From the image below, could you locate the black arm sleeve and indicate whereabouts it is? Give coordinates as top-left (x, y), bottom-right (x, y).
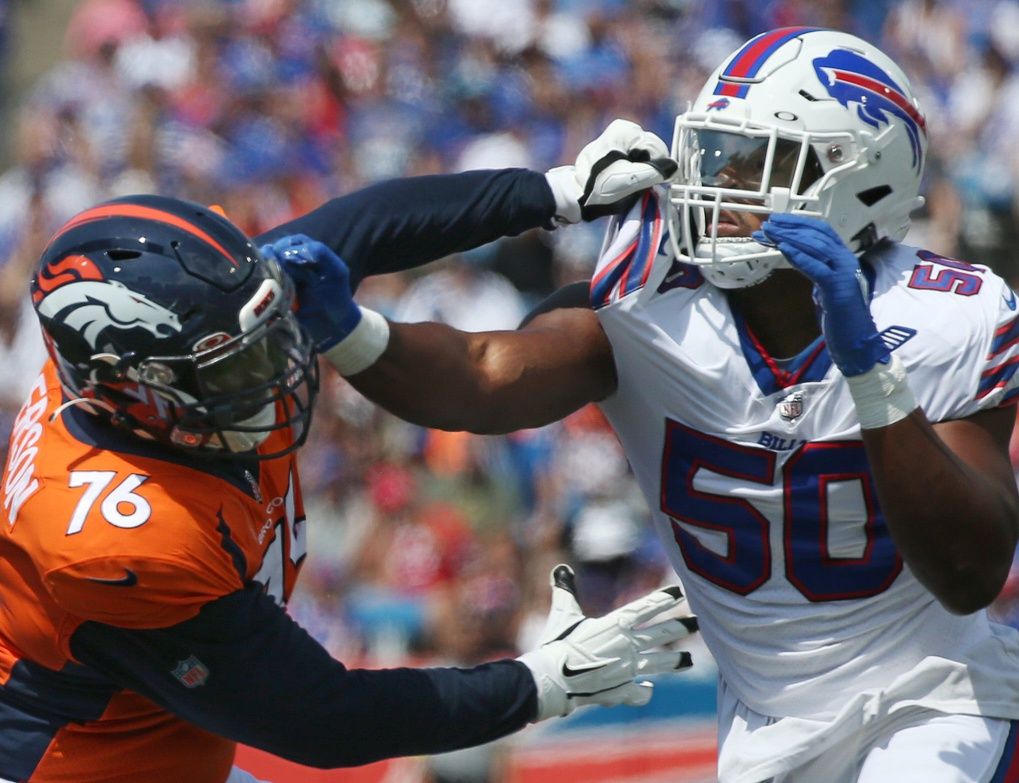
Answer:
top-left (519, 281), bottom-right (593, 327)
top-left (69, 586), bottom-right (537, 768)
top-left (255, 169), bottom-right (556, 291)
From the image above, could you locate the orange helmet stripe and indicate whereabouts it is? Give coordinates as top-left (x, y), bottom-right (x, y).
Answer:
top-left (49, 205), bottom-right (241, 267)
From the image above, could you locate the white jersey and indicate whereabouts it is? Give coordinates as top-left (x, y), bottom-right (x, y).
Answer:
top-left (592, 189), bottom-right (1019, 721)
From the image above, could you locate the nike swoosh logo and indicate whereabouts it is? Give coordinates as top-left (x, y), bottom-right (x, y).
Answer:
top-left (1005, 289), bottom-right (1017, 311)
top-left (86, 569), bottom-right (138, 587)
top-left (663, 268), bottom-right (685, 284)
top-left (561, 660), bottom-right (610, 678)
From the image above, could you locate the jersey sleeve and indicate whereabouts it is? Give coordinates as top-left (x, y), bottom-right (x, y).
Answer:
top-left (38, 482), bottom-right (249, 630)
top-left (255, 169), bottom-right (556, 291)
top-left (972, 279), bottom-right (1019, 409)
top-left (589, 188), bottom-right (668, 310)
top-left (69, 586), bottom-right (536, 767)
top-left (45, 551), bottom-right (243, 629)
top-left (881, 254), bottom-right (1019, 422)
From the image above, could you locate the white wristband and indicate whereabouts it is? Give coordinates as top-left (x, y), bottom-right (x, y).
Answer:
top-left (322, 307), bottom-right (390, 376)
top-left (845, 354), bottom-right (918, 430)
top-left (544, 166), bottom-right (582, 225)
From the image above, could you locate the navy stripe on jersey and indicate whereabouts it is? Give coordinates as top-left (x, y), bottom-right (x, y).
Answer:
top-left (990, 719), bottom-right (1019, 782)
top-left (623, 194), bottom-right (662, 295)
top-left (990, 315), bottom-right (1019, 358)
top-left (0, 699), bottom-right (61, 781)
top-left (983, 314), bottom-right (1019, 404)
top-left (216, 509), bottom-right (249, 581)
top-left (590, 192), bottom-right (662, 308)
top-left (590, 235), bottom-right (639, 308)
top-left (977, 357), bottom-right (1019, 401)
top-left (0, 660), bottom-right (116, 780)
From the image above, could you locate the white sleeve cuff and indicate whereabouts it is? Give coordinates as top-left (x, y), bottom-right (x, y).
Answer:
top-left (544, 166), bottom-right (582, 225)
top-left (322, 307), bottom-right (390, 376)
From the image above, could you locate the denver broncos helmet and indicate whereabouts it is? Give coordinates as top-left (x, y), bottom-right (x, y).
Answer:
top-left (32, 194), bottom-right (318, 459)
top-left (669, 28), bottom-right (927, 288)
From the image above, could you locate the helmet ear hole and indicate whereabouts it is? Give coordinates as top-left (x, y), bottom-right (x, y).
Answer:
top-left (856, 185), bottom-right (892, 207)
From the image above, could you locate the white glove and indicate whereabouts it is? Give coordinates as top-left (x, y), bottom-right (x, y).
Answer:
top-left (517, 564), bottom-right (697, 721)
top-left (545, 119), bottom-right (678, 225)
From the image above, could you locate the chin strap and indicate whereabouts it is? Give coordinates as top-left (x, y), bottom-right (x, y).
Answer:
top-left (49, 395), bottom-right (116, 423)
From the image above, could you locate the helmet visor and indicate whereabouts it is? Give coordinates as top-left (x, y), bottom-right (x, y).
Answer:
top-left (140, 311), bottom-right (318, 458)
top-left (678, 129), bottom-right (823, 194)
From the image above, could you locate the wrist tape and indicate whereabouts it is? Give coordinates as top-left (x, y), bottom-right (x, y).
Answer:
top-left (544, 166), bottom-right (582, 225)
top-left (323, 307), bottom-right (390, 376)
top-left (845, 354), bottom-right (918, 430)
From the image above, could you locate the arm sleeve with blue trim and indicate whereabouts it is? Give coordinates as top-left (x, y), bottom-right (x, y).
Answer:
top-left (68, 585), bottom-right (537, 768)
top-left (255, 169), bottom-right (556, 291)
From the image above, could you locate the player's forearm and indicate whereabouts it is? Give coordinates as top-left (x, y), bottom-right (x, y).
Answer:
top-left (343, 320), bottom-right (612, 434)
top-left (862, 410), bottom-right (1019, 614)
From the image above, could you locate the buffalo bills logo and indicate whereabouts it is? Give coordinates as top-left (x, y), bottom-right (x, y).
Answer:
top-left (35, 279), bottom-right (182, 350)
top-left (813, 50), bottom-right (926, 170)
top-left (706, 97), bottom-right (730, 111)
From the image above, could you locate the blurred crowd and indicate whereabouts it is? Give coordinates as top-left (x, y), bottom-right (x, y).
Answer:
top-left (5, 1), bottom-right (1019, 743)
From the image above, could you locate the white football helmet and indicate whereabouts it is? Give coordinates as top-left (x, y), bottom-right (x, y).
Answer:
top-left (669, 27), bottom-right (928, 288)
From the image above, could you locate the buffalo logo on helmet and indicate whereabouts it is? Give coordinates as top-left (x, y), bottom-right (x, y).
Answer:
top-left (812, 49), bottom-right (927, 170)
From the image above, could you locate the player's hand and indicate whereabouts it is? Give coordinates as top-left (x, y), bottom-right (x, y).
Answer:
top-left (517, 564), bottom-right (697, 722)
top-left (755, 214), bottom-right (889, 376)
top-left (261, 234), bottom-right (360, 352)
top-left (545, 119), bottom-right (678, 224)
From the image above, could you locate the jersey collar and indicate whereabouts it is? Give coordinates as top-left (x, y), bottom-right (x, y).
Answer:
top-left (729, 259), bottom-right (878, 396)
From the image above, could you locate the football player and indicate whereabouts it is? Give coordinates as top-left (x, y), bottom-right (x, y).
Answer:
top-left (279, 29), bottom-right (1019, 782)
top-left (0, 128), bottom-right (698, 782)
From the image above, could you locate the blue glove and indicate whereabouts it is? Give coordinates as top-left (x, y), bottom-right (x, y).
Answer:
top-left (260, 234), bottom-right (361, 352)
top-left (753, 214), bottom-right (889, 377)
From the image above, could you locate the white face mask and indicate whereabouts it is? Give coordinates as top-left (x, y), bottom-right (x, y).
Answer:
top-left (691, 237), bottom-right (785, 289)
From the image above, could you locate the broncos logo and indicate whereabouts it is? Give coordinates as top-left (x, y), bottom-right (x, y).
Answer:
top-left (812, 49), bottom-right (927, 171)
top-left (35, 280), bottom-right (182, 350)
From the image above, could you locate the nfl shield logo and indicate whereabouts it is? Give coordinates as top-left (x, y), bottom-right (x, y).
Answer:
top-left (778, 391), bottom-right (804, 422)
top-left (173, 655), bottom-right (210, 688)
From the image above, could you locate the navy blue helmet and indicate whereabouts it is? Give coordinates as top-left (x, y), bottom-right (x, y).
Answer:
top-left (32, 194), bottom-right (318, 459)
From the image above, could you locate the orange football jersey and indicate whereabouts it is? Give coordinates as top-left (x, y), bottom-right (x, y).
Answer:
top-left (0, 360), bottom-right (306, 782)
